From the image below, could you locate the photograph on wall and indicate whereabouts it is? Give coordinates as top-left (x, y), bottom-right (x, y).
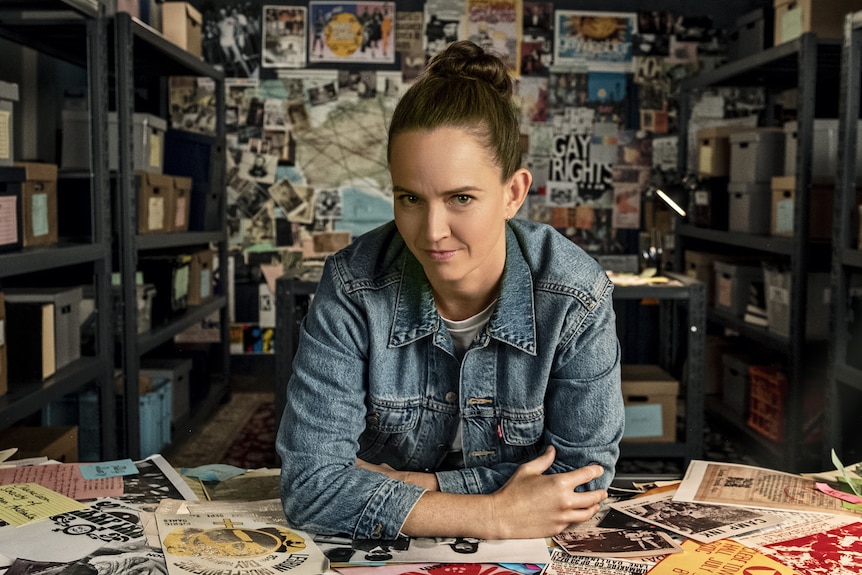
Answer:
top-left (553, 10), bottom-right (636, 72)
top-left (423, 0), bottom-right (463, 62)
top-left (465, 0), bottom-right (521, 75)
top-left (169, 77), bottom-right (217, 135)
top-left (262, 5), bottom-right (307, 68)
top-left (203, 4), bottom-right (262, 78)
top-left (521, 2), bottom-right (553, 75)
top-left (308, 1), bottom-right (395, 64)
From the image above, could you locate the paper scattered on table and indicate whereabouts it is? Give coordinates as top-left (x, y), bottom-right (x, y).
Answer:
top-left (0, 462), bottom-right (123, 500)
top-left (542, 549), bottom-right (652, 575)
top-left (0, 482), bottom-right (86, 526)
top-left (609, 491), bottom-right (786, 543)
top-left (648, 539), bottom-right (802, 574)
top-left (674, 460), bottom-right (860, 516)
top-left (553, 527), bottom-right (681, 558)
top-left (0, 448), bottom-right (17, 464)
top-left (79, 459), bottom-right (139, 480)
top-left (155, 510), bottom-right (328, 575)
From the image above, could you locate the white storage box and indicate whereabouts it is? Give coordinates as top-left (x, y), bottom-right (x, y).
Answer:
top-left (0, 80), bottom-right (19, 167)
top-left (773, 0), bottom-right (862, 44)
top-left (714, 260), bottom-right (763, 318)
top-left (109, 113), bottom-right (166, 173)
top-left (763, 265), bottom-right (830, 339)
top-left (729, 182), bottom-right (772, 234)
top-left (784, 119), bottom-right (862, 183)
top-left (730, 128), bottom-right (785, 183)
top-left (141, 357), bottom-right (192, 424)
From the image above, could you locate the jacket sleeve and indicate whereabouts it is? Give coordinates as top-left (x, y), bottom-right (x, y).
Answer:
top-left (276, 259), bottom-right (426, 540)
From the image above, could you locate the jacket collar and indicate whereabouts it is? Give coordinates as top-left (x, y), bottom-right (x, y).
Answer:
top-left (389, 225), bottom-right (537, 355)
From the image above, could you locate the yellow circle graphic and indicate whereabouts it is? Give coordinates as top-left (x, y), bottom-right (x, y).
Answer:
top-left (324, 12), bottom-right (364, 57)
top-left (164, 526), bottom-right (307, 558)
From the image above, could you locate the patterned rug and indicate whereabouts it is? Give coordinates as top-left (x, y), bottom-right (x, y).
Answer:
top-left (165, 392), bottom-right (278, 469)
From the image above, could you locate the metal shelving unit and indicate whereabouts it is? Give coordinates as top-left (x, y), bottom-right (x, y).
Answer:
top-left (111, 12), bottom-right (229, 458)
top-left (276, 273), bottom-right (706, 467)
top-left (0, 0), bottom-right (115, 458)
top-left (828, 10), bottom-right (862, 466)
top-left (675, 33), bottom-right (841, 472)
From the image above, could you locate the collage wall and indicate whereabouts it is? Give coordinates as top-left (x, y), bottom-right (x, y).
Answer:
top-left (171, 0), bottom-right (736, 353)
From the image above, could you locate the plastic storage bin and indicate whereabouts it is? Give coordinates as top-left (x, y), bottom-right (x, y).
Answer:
top-left (728, 182), bottom-right (772, 234)
top-left (730, 128), bottom-right (785, 183)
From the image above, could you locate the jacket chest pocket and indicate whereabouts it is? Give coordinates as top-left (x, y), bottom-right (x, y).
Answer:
top-left (357, 403), bottom-right (420, 460)
top-left (498, 413), bottom-right (544, 463)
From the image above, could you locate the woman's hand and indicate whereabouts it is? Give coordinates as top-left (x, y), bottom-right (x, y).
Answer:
top-left (357, 458), bottom-right (440, 491)
top-left (488, 445), bottom-right (607, 539)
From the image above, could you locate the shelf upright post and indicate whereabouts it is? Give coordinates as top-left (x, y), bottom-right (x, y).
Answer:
top-left (215, 73), bottom-right (230, 389)
top-left (828, 11), bottom-right (862, 465)
top-left (785, 34), bottom-right (818, 470)
top-left (113, 12), bottom-right (142, 459)
top-left (88, 9), bottom-right (117, 459)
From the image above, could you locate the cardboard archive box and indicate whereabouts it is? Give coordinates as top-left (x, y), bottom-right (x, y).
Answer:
top-left (163, 129), bottom-right (222, 232)
top-left (5, 301), bottom-right (55, 382)
top-left (762, 264), bottom-right (830, 339)
top-left (0, 292), bottom-right (6, 397)
top-left (0, 80), bottom-right (18, 167)
top-left (731, 8), bottom-right (773, 60)
top-left (697, 126), bottom-right (739, 178)
top-left (187, 249), bottom-right (214, 306)
top-left (729, 128), bottom-right (785, 184)
top-left (5, 286), bottom-right (83, 372)
top-left (714, 260), bottom-right (763, 318)
top-left (0, 426), bottom-right (78, 462)
top-left (15, 162), bottom-right (58, 247)
top-left (0, 166), bottom-right (23, 253)
top-left (138, 253), bottom-right (192, 323)
top-left (684, 250), bottom-right (722, 306)
top-left (728, 182), bottom-right (772, 234)
top-left (620, 364), bottom-right (679, 443)
top-left (162, 2), bottom-right (203, 58)
top-left (784, 119), bottom-right (862, 183)
top-left (773, 0), bottom-right (862, 44)
top-left (770, 176), bottom-right (839, 240)
top-left (137, 171), bottom-right (175, 233)
top-left (108, 112), bottom-right (167, 173)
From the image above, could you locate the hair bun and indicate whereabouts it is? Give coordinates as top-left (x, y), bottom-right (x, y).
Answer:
top-left (425, 40), bottom-right (511, 97)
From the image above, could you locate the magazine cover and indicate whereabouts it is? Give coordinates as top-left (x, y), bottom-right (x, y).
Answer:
top-left (262, 5), bottom-right (307, 68)
top-left (553, 10), bottom-right (636, 72)
top-left (465, 0), bottom-right (521, 75)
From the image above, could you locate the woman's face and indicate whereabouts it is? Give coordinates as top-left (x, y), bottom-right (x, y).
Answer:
top-left (390, 127), bottom-right (528, 298)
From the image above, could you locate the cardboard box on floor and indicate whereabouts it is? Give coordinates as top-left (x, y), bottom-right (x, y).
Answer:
top-left (621, 364), bottom-right (679, 443)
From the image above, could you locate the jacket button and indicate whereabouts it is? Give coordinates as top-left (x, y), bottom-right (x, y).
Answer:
top-left (445, 392), bottom-right (457, 403)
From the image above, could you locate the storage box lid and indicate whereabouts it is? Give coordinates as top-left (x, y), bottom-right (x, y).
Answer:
top-left (173, 175), bottom-right (192, 192)
top-left (620, 364), bottom-right (679, 396)
top-left (109, 112), bottom-right (168, 132)
top-left (137, 170), bottom-right (174, 188)
top-left (729, 128), bottom-right (784, 143)
top-left (0, 80), bottom-right (19, 102)
top-left (14, 162), bottom-right (58, 182)
top-left (727, 181), bottom-right (771, 194)
top-left (697, 126), bottom-right (742, 140)
top-left (5, 285), bottom-right (84, 306)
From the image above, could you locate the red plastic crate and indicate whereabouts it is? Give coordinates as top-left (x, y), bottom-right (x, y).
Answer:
top-left (747, 365), bottom-right (788, 442)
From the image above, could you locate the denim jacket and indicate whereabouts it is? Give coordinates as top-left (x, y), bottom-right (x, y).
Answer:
top-left (277, 219), bottom-right (624, 540)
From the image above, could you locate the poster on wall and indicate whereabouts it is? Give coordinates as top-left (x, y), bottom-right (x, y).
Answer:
top-left (553, 10), bottom-right (636, 72)
top-left (309, 1), bottom-right (395, 64)
top-left (465, 0), bottom-right (521, 75)
top-left (262, 5), bottom-right (307, 68)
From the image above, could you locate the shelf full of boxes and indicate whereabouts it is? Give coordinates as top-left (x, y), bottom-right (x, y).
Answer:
top-left (0, 0), bottom-right (116, 462)
top-left (673, 0), bottom-right (856, 472)
top-left (828, 9), bottom-right (862, 467)
top-left (108, 5), bottom-right (230, 460)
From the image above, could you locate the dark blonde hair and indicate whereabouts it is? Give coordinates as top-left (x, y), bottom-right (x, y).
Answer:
top-left (387, 41), bottom-right (521, 181)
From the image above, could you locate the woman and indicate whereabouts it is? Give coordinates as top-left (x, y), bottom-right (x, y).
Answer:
top-left (277, 40), bottom-right (624, 541)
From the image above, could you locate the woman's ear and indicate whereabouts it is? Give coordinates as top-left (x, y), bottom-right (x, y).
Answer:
top-left (505, 168), bottom-right (532, 218)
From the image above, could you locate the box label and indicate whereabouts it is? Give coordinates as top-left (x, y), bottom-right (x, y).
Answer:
top-left (781, 6), bottom-right (803, 41)
top-left (200, 269), bottom-right (211, 298)
top-left (175, 196), bottom-right (187, 228)
top-left (31, 193), bottom-right (49, 237)
top-left (717, 275), bottom-right (732, 308)
top-left (775, 198), bottom-right (794, 233)
top-left (174, 266), bottom-right (189, 300)
top-left (0, 196), bottom-right (18, 246)
top-left (623, 404), bottom-right (664, 438)
top-left (148, 197), bottom-right (165, 231)
top-left (0, 110), bottom-right (9, 160)
top-left (149, 132), bottom-right (161, 169)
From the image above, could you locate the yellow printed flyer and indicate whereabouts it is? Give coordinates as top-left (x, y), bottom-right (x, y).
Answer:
top-left (156, 512), bottom-right (328, 575)
top-left (649, 538), bottom-right (801, 574)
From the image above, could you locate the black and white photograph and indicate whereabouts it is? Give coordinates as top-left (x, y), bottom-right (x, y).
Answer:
top-left (203, 3), bottom-right (262, 78)
top-left (262, 5), bottom-right (307, 68)
top-left (239, 151), bottom-right (279, 184)
top-left (553, 527), bottom-right (682, 558)
top-left (609, 491), bottom-right (787, 543)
